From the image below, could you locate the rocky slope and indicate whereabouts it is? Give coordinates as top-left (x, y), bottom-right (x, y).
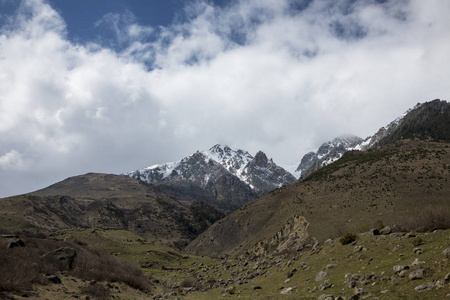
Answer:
top-left (124, 144), bottom-right (296, 213)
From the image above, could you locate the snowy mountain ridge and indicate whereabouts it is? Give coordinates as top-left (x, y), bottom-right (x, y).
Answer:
top-left (295, 102), bottom-right (425, 180)
top-left (123, 144), bottom-right (296, 213)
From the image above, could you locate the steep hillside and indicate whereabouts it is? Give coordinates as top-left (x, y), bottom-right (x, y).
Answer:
top-left (1, 173), bottom-right (224, 249)
top-left (124, 145), bottom-right (296, 213)
top-left (186, 140), bottom-right (450, 257)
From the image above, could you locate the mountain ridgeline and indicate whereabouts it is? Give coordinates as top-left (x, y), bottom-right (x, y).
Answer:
top-left (123, 145), bottom-right (297, 213)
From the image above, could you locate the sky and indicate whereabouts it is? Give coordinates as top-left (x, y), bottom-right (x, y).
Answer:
top-left (0, 0), bottom-right (449, 197)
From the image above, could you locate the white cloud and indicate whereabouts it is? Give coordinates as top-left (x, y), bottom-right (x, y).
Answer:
top-left (0, 0), bottom-right (450, 197)
top-left (0, 150), bottom-right (23, 170)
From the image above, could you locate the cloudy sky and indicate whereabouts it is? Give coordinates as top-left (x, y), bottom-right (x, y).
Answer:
top-left (0, 0), bottom-right (449, 197)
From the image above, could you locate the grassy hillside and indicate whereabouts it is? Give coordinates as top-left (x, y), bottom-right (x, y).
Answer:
top-left (0, 173), bottom-right (224, 249)
top-left (186, 140), bottom-right (450, 257)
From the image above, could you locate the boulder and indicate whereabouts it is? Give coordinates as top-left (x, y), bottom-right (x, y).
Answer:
top-left (42, 247), bottom-right (77, 270)
top-left (414, 282), bottom-right (434, 292)
top-left (7, 238), bottom-right (25, 249)
top-left (379, 226), bottom-right (392, 235)
top-left (409, 268), bottom-right (426, 280)
top-left (318, 295), bottom-right (334, 300)
top-left (443, 247), bottom-right (450, 259)
top-left (46, 275), bottom-right (62, 284)
top-left (315, 271), bottom-right (328, 281)
top-left (393, 265), bottom-right (409, 275)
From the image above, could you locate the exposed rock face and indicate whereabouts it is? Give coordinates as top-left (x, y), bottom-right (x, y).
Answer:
top-left (124, 145), bottom-right (296, 213)
top-left (7, 238), bottom-right (25, 249)
top-left (42, 247), bottom-right (77, 270)
top-left (251, 215), bottom-right (312, 256)
top-left (296, 135), bottom-right (363, 180)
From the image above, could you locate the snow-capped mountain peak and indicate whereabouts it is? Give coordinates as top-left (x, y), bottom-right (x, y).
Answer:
top-left (202, 144), bottom-right (253, 177)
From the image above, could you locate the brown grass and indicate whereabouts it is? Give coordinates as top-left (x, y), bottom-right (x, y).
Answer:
top-left (0, 235), bottom-right (151, 293)
top-left (396, 208), bottom-right (450, 232)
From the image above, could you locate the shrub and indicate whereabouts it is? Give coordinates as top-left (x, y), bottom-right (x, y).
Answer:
top-left (339, 233), bottom-right (357, 245)
top-left (412, 237), bottom-right (423, 246)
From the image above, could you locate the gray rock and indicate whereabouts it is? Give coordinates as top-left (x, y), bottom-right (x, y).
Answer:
top-left (409, 268), bottom-right (426, 280)
top-left (318, 281), bottom-right (333, 290)
top-left (414, 282), bottom-right (434, 292)
top-left (7, 238), bottom-right (25, 249)
top-left (398, 270), bottom-right (408, 278)
top-left (354, 246), bottom-right (363, 253)
top-left (405, 232), bottom-right (416, 238)
top-left (287, 268), bottom-right (297, 278)
top-left (325, 264), bottom-right (336, 270)
top-left (46, 275), bottom-right (62, 284)
top-left (316, 271), bottom-right (328, 282)
top-left (413, 247), bottom-right (423, 255)
top-left (435, 279), bottom-right (445, 289)
top-left (443, 247), bottom-right (450, 259)
top-left (318, 295), bottom-right (334, 300)
top-left (444, 272), bottom-right (450, 281)
top-left (393, 265), bottom-right (409, 274)
top-left (379, 226), bottom-right (392, 235)
top-left (369, 229), bottom-right (379, 236)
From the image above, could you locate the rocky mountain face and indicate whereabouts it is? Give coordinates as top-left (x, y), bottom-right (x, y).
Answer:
top-left (295, 135), bottom-right (363, 180)
top-left (123, 145), bottom-right (297, 213)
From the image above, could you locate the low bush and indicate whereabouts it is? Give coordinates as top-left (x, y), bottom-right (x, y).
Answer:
top-left (0, 235), bottom-right (151, 293)
top-left (396, 208), bottom-right (450, 232)
top-left (339, 233), bottom-right (357, 245)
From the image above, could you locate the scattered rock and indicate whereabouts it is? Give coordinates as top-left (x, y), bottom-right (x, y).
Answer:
top-left (280, 287), bottom-right (295, 294)
top-left (46, 275), bottom-right (62, 284)
top-left (354, 246), bottom-right (363, 253)
top-left (393, 265), bottom-right (409, 274)
top-left (444, 272), bottom-right (450, 281)
top-left (409, 268), bottom-right (426, 280)
top-left (316, 271), bottom-right (328, 281)
top-left (225, 286), bottom-right (236, 294)
top-left (392, 245), bottom-right (402, 252)
top-left (325, 264), bottom-right (336, 270)
top-left (443, 248), bottom-right (450, 259)
top-left (287, 268), bottom-right (297, 278)
top-left (318, 294), bottom-right (334, 300)
top-left (318, 281), bottom-right (333, 290)
top-left (413, 247), bottom-right (423, 255)
top-left (369, 229), bottom-right (380, 236)
top-left (411, 258), bottom-right (424, 267)
top-left (414, 282), bottom-right (434, 292)
top-left (7, 238), bottom-right (25, 249)
top-left (405, 232), bottom-right (416, 238)
top-left (398, 270), bottom-right (408, 278)
top-left (435, 279), bottom-right (445, 289)
top-left (252, 286), bottom-right (262, 290)
top-left (379, 226), bottom-right (392, 235)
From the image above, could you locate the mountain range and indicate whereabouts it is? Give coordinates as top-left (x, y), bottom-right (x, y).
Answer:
top-left (123, 144), bottom-right (297, 213)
